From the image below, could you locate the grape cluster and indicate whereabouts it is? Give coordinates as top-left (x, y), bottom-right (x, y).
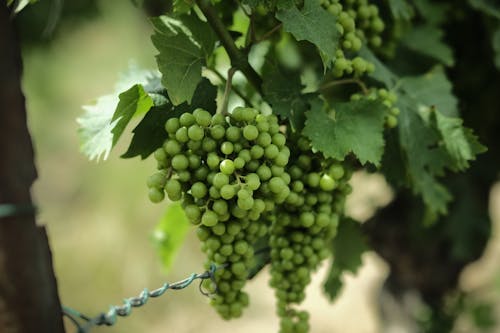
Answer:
top-left (269, 137), bottom-right (352, 333)
top-left (351, 88), bottom-right (400, 128)
top-left (147, 107), bottom-right (292, 319)
top-left (320, 0), bottom-right (385, 77)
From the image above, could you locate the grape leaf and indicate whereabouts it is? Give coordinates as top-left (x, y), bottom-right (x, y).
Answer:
top-left (387, 0), bottom-right (414, 20)
top-left (78, 95), bottom-right (118, 162)
top-left (393, 68), bottom-right (486, 215)
top-left (151, 15), bottom-right (215, 105)
top-left (396, 106), bottom-right (453, 215)
top-left (276, 0), bottom-right (338, 68)
top-left (111, 85), bottom-right (154, 146)
top-left (152, 203), bottom-right (191, 272)
top-left (401, 25), bottom-right (454, 66)
top-left (323, 218), bottom-right (369, 301)
top-left (399, 67), bottom-right (458, 117)
top-left (78, 66), bottom-right (160, 161)
top-left (359, 47), bottom-right (398, 88)
top-left (413, 0), bottom-right (450, 25)
top-left (493, 27), bottom-right (500, 70)
top-left (419, 107), bottom-right (487, 171)
top-left (262, 67), bottom-right (309, 131)
top-left (303, 99), bottom-right (387, 166)
top-left (122, 78), bottom-right (217, 159)
top-left (469, 0), bottom-right (500, 19)
top-left (7, 0), bottom-right (37, 13)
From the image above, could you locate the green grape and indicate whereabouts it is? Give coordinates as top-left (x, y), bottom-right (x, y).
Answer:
top-left (171, 154), bottom-right (189, 171)
top-left (319, 174), bottom-right (336, 191)
top-left (243, 124), bottom-right (259, 140)
top-left (148, 187), bottom-right (165, 203)
top-left (165, 117), bottom-right (180, 134)
top-left (163, 139), bottom-right (182, 156)
top-left (175, 127), bottom-right (189, 143)
top-left (179, 112), bottom-right (195, 126)
top-left (188, 124), bottom-right (205, 141)
top-left (193, 108), bottom-right (212, 127)
top-left (221, 141), bottom-right (234, 155)
top-left (226, 126), bottom-right (241, 142)
top-left (165, 179), bottom-right (182, 201)
top-left (210, 125), bottom-right (226, 140)
top-left (201, 210), bottom-right (218, 227)
top-left (220, 159), bottom-right (235, 175)
top-left (191, 182), bottom-right (207, 199)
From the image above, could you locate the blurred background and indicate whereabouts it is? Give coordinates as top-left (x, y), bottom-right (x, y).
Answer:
top-left (16, 1), bottom-right (500, 332)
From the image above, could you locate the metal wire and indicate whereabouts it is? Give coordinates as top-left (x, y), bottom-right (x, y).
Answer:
top-left (0, 203), bottom-right (37, 219)
top-left (63, 263), bottom-right (225, 333)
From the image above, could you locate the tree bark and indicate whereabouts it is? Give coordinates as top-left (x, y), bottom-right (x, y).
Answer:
top-left (0, 5), bottom-right (65, 333)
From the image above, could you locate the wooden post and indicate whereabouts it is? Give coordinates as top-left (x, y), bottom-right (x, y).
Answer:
top-left (0, 4), bottom-right (65, 333)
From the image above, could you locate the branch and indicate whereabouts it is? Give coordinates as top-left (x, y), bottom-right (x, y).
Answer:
top-left (196, 0), bottom-right (263, 93)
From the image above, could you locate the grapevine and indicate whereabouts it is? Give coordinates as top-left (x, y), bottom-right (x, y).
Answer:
top-left (72, 0), bottom-right (492, 332)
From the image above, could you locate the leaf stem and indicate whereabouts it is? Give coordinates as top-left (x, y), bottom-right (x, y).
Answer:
top-left (196, 0), bottom-right (263, 93)
top-left (320, 78), bottom-right (369, 95)
top-left (218, 67), bottom-right (237, 116)
top-left (209, 68), bottom-right (254, 107)
top-left (255, 23), bottom-right (283, 43)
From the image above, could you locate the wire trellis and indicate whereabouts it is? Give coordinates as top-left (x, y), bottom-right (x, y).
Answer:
top-left (63, 263), bottom-right (225, 333)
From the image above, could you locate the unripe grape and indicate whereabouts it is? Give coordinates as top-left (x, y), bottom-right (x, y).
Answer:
top-left (243, 125), bottom-right (259, 140)
top-left (220, 159), bottom-right (235, 175)
top-left (148, 187), bottom-right (165, 203)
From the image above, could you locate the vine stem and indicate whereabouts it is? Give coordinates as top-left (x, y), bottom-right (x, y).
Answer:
top-left (208, 68), bottom-right (254, 107)
top-left (320, 78), bottom-right (369, 95)
top-left (196, 0), bottom-right (263, 93)
top-left (218, 67), bottom-right (237, 116)
top-left (255, 23), bottom-right (283, 43)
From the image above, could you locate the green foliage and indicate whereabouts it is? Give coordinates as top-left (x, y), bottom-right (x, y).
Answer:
top-left (391, 68), bottom-right (485, 216)
top-left (122, 78), bottom-right (217, 158)
top-left (151, 15), bottom-right (216, 105)
top-left (323, 218), bottom-right (368, 300)
top-left (493, 27), bottom-right (500, 70)
top-left (152, 202), bottom-right (191, 271)
top-left (276, 0), bottom-right (338, 68)
top-left (387, 0), bottom-right (414, 20)
top-left (7, 0), bottom-right (37, 13)
top-left (76, 0), bottom-right (493, 331)
top-left (304, 99), bottom-right (387, 166)
top-left (262, 67), bottom-right (308, 131)
top-left (401, 25), bottom-right (454, 66)
top-left (469, 0), bottom-right (500, 18)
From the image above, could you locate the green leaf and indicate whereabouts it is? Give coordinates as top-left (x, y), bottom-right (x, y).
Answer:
top-left (77, 66), bottom-right (159, 161)
top-left (468, 0), bottom-right (500, 19)
top-left (420, 107), bottom-right (487, 171)
top-left (276, 0), bottom-right (338, 68)
top-left (387, 0), bottom-right (414, 20)
top-left (262, 67), bottom-right (309, 131)
top-left (400, 67), bottom-right (458, 117)
top-left (178, 15), bottom-right (217, 57)
top-left (151, 15), bottom-right (214, 105)
top-left (77, 95), bottom-right (117, 161)
top-left (323, 218), bottom-right (369, 301)
top-left (401, 25), bottom-right (454, 66)
top-left (359, 47), bottom-right (398, 88)
top-left (413, 0), bottom-right (450, 25)
top-left (152, 203), bottom-right (191, 272)
top-left (396, 107), bottom-right (453, 214)
top-left (122, 78), bottom-right (217, 159)
top-left (393, 68), bottom-right (485, 215)
top-left (493, 26), bottom-right (500, 70)
top-left (111, 85), bottom-right (154, 146)
top-left (303, 99), bottom-right (387, 166)
top-left (8, 0), bottom-right (37, 13)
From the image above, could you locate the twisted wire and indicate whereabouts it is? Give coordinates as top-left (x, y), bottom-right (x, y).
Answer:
top-left (63, 263), bottom-right (225, 333)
